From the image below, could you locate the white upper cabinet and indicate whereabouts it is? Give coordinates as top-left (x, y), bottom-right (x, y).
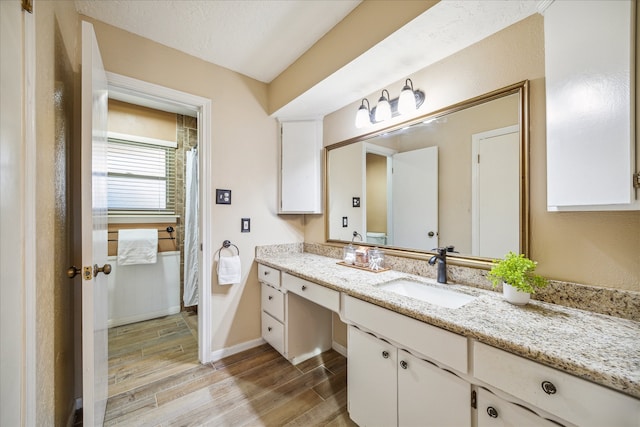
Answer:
top-left (279, 120), bottom-right (323, 214)
top-left (544, 0), bottom-right (638, 211)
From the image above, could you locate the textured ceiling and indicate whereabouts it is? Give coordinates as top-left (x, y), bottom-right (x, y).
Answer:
top-left (75, 0), bottom-right (362, 83)
top-left (74, 0), bottom-right (541, 119)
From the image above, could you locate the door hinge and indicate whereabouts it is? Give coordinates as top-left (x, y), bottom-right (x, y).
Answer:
top-left (22, 0), bottom-right (33, 13)
top-left (471, 390), bottom-right (477, 409)
top-left (633, 172), bottom-right (640, 189)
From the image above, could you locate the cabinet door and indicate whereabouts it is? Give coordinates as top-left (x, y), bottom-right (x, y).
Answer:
top-left (476, 388), bottom-right (558, 427)
top-left (398, 350), bottom-right (471, 427)
top-left (279, 120), bottom-right (322, 213)
top-left (348, 326), bottom-right (397, 427)
top-left (544, 0), bottom-right (637, 210)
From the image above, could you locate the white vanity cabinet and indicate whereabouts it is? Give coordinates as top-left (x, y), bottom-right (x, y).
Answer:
top-left (258, 265), bottom-right (334, 364)
top-left (347, 326), bottom-right (471, 427)
top-left (543, 0), bottom-right (638, 211)
top-left (474, 342), bottom-right (640, 427)
top-left (279, 120), bottom-right (323, 214)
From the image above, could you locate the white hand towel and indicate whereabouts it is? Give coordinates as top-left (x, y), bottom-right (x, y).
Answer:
top-left (217, 255), bottom-right (241, 285)
top-left (117, 229), bottom-right (158, 266)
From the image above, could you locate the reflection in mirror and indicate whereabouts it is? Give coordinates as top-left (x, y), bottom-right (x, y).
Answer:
top-left (326, 82), bottom-right (528, 262)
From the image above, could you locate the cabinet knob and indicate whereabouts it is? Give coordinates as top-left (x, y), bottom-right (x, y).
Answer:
top-left (541, 381), bottom-right (557, 395)
top-left (301, 285), bottom-right (307, 291)
top-left (486, 406), bottom-right (499, 418)
top-left (267, 326), bottom-right (272, 332)
top-left (399, 360), bottom-right (408, 369)
top-left (381, 351), bottom-right (389, 359)
top-left (264, 271), bottom-right (270, 275)
top-left (268, 295), bottom-right (273, 300)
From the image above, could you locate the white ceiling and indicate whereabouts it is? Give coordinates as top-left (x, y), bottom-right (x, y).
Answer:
top-left (75, 0), bottom-right (541, 119)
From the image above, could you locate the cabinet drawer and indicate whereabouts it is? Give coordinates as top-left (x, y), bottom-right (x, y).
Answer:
top-left (282, 272), bottom-right (339, 312)
top-left (261, 282), bottom-right (285, 322)
top-left (476, 388), bottom-right (558, 427)
top-left (261, 311), bottom-right (284, 355)
top-left (474, 342), bottom-right (640, 427)
top-left (258, 264), bottom-right (281, 288)
top-left (344, 295), bottom-right (468, 373)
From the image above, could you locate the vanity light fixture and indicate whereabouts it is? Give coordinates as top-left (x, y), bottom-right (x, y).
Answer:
top-left (374, 89), bottom-right (392, 122)
top-left (355, 79), bottom-right (425, 128)
top-left (398, 79), bottom-right (417, 114)
top-left (355, 98), bottom-right (372, 128)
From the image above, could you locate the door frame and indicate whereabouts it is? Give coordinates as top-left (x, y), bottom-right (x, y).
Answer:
top-left (106, 72), bottom-right (214, 363)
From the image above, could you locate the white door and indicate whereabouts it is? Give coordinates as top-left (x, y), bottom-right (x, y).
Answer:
top-left (472, 126), bottom-right (519, 258)
top-left (398, 350), bottom-right (471, 427)
top-left (347, 326), bottom-right (397, 427)
top-left (81, 21), bottom-right (109, 426)
top-left (392, 147), bottom-right (438, 250)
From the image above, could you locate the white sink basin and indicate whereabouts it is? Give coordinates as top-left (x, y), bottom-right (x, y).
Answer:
top-left (376, 279), bottom-right (476, 309)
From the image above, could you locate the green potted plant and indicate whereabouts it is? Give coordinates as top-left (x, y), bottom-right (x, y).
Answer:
top-left (487, 252), bottom-right (548, 305)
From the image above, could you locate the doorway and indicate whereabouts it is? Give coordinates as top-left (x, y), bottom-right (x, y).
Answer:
top-left (105, 72), bottom-right (213, 364)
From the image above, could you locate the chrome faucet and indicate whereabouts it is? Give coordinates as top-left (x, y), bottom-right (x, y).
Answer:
top-left (428, 246), bottom-right (456, 284)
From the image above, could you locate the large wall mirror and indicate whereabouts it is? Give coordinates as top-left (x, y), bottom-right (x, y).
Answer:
top-left (326, 81), bottom-right (529, 266)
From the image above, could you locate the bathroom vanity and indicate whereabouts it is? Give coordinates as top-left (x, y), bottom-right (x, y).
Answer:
top-left (257, 249), bottom-right (640, 427)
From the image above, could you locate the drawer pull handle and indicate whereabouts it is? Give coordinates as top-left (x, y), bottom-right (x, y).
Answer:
top-left (399, 360), bottom-right (408, 369)
top-left (268, 295), bottom-right (273, 300)
top-left (301, 285), bottom-right (307, 291)
top-left (382, 351), bottom-right (389, 359)
top-left (486, 406), bottom-right (498, 418)
top-left (264, 271), bottom-right (270, 275)
top-left (267, 326), bottom-right (272, 332)
top-left (541, 381), bottom-right (557, 395)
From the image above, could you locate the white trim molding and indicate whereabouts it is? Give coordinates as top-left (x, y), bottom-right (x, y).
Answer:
top-left (209, 338), bottom-right (266, 362)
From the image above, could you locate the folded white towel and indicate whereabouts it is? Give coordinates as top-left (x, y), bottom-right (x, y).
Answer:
top-left (217, 255), bottom-right (241, 285)
top-left (117, 229), bottom-right (158, 266)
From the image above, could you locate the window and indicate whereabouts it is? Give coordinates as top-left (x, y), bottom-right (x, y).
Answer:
top-left (107, 137), bottom-right (176, 214)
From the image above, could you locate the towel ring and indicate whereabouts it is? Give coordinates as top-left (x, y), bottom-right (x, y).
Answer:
top-left (215, 240), bottom-right (239, 259)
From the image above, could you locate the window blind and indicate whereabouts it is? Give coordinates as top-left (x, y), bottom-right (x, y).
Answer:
top-left (107, 138), bottom-right (176, 213)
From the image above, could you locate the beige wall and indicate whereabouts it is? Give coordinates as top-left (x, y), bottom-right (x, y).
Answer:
top-left (83, 17), bottom-right (306, 352)
top-left (34, 1), bottom-right (80, 425)
top-left (311, 14), bottom-right (640, 292)
top-left (366, 153), bottom-right (387, 233)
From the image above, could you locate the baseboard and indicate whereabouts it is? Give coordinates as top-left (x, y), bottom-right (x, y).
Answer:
top-left (108, 306), bottom-right (181, 328)
top-left (332, 341), bottom-right (347, 358)
top-left (208, 337), bottom-right (266, 362)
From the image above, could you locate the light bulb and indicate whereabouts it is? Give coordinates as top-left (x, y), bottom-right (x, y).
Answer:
top-left (375, 90), bottom-right (391, 122)
top-left (398, 79), bottom-right (417, 115)
top-left (355, 99), bottom-right (371, 128)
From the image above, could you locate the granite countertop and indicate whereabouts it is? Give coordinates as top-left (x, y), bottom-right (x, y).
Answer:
top-left (256, 251), bottom-right (640, 399)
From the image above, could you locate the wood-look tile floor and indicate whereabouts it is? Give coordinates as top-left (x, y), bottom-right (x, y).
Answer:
top-left (106, 312), bottom-right (356, 427)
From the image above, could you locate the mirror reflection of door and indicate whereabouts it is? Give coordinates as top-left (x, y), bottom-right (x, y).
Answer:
top-left (472, 126), bottom-right (520, 258)
top-left (392, 147), bottom-right (438, 250)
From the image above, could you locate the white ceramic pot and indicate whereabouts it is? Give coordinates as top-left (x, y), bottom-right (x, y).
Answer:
top-left (503, 282), bottom-right (530, 305)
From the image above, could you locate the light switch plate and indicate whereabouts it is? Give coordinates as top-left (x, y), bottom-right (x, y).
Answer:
top-left (241, 218), bottom-right (250, 233)
top-left (352, 197), bottom-right (360, 208)
top-left (342, 216), bottom-right (348, 227)
top-left (216, 189), bottom-right (231, 204)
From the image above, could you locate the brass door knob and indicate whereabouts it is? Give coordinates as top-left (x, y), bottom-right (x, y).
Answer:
top-left (67, 266), bottom-right (81, 278)
top-left (93, 263), bottom-right (112, 277)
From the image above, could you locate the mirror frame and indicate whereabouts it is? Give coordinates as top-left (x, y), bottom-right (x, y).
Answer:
top-left (324, 81), bottom-right (530, 269)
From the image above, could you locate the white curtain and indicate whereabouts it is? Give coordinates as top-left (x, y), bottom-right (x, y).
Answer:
top-left (183, 148), bottom-right (199, 307)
